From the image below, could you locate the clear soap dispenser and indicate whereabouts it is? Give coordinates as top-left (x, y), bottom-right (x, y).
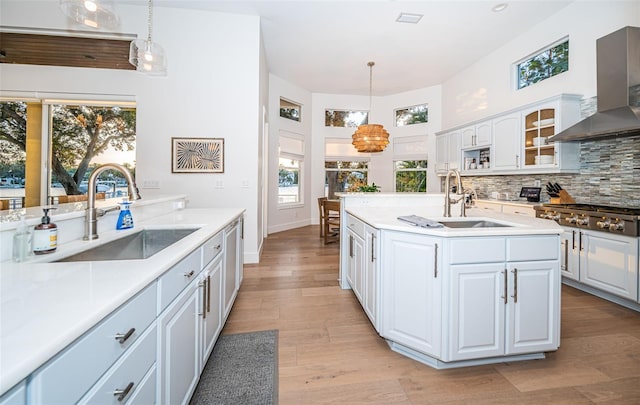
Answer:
top-left (12, 215), bottom-right (33, 262)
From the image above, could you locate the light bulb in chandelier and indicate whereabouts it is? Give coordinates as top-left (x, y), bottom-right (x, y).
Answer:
top-left (84, 1), bottom-right (97, 12)
top-left (59, 0), bottom-right (119, 30)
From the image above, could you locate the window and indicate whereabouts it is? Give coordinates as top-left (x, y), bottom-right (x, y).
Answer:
top-left (325, 109), bottom-right (368, 128)
top-left (517, 38), bottom-right (569, 89)
top-left (324, 161), bottom-right (369, 199)
top-left (279, 98), bottom-right (301, 122)
top-left (394, 160), bottom-right (427, 192)
top-left (0, 97), bottom-right (136, 209)
top-left (278, 131), bottom-right (304, 205)
top-left (395, 103), bottom-right (428, 126)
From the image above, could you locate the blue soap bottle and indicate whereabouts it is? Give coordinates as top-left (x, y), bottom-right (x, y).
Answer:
top-left (116, 201), bottom-right (134, 230)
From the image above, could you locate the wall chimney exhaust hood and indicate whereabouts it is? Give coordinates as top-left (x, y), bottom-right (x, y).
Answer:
top-left (550, 26), bottom-right (640, 142)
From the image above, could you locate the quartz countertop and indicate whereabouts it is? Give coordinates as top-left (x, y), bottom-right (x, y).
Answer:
top-left (0, 208), bottom-right (244, 395)
top-left (345, 206), bottom-right (561, 236)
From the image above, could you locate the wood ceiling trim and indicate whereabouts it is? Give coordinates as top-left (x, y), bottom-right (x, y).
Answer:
top-left (0, 32), bottom-right (136, 70)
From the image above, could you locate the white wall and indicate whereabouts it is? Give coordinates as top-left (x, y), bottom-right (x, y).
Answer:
top-left (0, 1), bottom-right (263, 263)
top-left (441, 1), bottom-right (640, 129)
top-left (268, 74), bottom-right (313, 234)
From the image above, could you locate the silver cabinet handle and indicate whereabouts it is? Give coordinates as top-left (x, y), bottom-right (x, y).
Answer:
top-left (114, 328), bottom-right (135, 344)
top-left (200, 278), bottom-right (207, 319)
top-left (434, 243), bottom-right (438, 278)
top-left (502, 269), bottom-right (508, 304)
top-left (349, 235), bottom-right (353, 258)
top-left (511, 268), bottom-right (518, 303)
top-left (184, 270), bottom-right (195, 278)
top-left (579, 231), bottom-right (583, 251)
top-left (370, 234), bottom-right (375, 263)
top-left (213, 244), bottom-right (221, 251)
top-left (561, 240), bottom-right (568, 271)
top-left (207, 274), bottom-right (211, 313)
top-left (113, 382), bottom-right (134, 402)
top-left (572, 230), bottom-right (576, 250)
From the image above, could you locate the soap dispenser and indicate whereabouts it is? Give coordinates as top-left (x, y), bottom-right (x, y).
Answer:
top-left (33, 207), bottom-right (58, 255)
top-left (116, 200), bottom-right (134, 230)
top-left (12, 215), bottom-right (33, 262)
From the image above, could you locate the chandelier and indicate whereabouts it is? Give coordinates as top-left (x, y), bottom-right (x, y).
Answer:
top-left (352, 61), bottom-right (389, 153)
top-left (129, 0), bottom-right (167, 75)
top-left (59, 0), bottom-right (119, 30)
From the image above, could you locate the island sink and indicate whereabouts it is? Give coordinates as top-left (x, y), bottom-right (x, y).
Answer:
top-left (438, 220), bottom-right (511, 228)
top-left (57, 228), bottom-right (198, 262)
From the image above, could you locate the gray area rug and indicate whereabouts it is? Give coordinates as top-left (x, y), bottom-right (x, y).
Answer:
top-left (190, 330), bottom-right (279, 405)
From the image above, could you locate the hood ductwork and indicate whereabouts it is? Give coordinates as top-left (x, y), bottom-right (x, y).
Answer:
top-left (550, 26), bottom-right (640, 142)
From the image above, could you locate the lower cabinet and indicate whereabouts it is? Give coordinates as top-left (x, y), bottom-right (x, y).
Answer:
top-left (0, 381), bottom-right (25, 405)
top-left (560, 228), bottom-right (579, 280)
top-left (223, 219), bottom-right (240, 319)
top-left (200, 255), bottom-right (223, 368)
top-left (381, 231), bottom-right (442, 358)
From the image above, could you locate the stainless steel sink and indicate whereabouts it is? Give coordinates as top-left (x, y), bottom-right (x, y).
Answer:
top-left (57, 228), bottom-right (198, 262)
top-left (439, 220), bottom-right (511, 228)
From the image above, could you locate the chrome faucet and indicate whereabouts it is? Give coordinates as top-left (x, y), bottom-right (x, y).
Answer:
top-left (444, 169), bottom-right (466, 217)
top-left (84, 163), bottom-right (141, 240)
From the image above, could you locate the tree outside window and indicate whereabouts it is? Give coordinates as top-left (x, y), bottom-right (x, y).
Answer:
top-left (395, 104), bottom-right (428, 127)
top-left (325, 110), bottom-right (368, 128)
top-left (517, 39), bottom-right (569, 89)
top-left (325, 161), bottom-right (369, 199)
top-left (278, 157), bottom-right (301, 204)
top-left (394, 160), bottom-right (427, 192)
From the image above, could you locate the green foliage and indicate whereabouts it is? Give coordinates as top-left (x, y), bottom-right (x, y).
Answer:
top-left (518, 40), bottom-right (569, 89)
top-left (357, 183), bottom-right (380, 192)
top-left (395, 104), bottom-right (428, 126)
top-left (279, 107), bottom-right (300, 121)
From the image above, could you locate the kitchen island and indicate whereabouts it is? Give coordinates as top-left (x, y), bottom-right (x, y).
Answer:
top-left (0, 202), bottom-right (244, 404)
top-left (339, 193), bottom-right (562, 369)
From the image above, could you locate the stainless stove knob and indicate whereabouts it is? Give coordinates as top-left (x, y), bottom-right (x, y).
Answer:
top-left (576, 217), bottom-right (589, 226)
top-left (609, 219), bottom-right (625, 232)
top-left (565, 216), bottom-right (577, 224)
top-left (596, 218), bottom-right (611, 229)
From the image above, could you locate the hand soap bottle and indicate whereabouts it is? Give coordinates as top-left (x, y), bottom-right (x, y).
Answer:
top-left (116, 200), bottom-right (134, 230)
top-left (33, 207), bottom-right (57, 255)
top-left (12, 215), bottom-right (33, 262)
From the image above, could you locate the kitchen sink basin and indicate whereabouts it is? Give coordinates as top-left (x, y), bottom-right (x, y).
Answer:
top-left (56, 228), bottom-right (199, 262)
top-left (438, 220), bottom-right (511, 228)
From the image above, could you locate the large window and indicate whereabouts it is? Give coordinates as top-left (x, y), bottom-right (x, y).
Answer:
top-left (517, 38), bottom-right (569, 89)
top-left (278, 131), bottom-right (304, 206)
top-left (325, 109), bottom-right (368, 128)
top-left (324, 161), bottom-right (369, 199)
top-left (394, 160), bottom-right (427, 192)
top-left (0, 97), bottom-right (136, 209)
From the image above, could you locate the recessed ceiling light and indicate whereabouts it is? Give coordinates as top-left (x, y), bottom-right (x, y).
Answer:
top-left (492, 3), bottom-right (508, 12)
top-left (396, 13), bottom-right (423, 24)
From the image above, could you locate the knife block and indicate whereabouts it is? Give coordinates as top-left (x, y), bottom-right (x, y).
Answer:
top-left (550, 189), bottom-right (575, 204)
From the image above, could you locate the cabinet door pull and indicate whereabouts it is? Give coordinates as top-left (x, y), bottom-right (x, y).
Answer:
top-left (561, 240), bottom-right (568, 271)
top-left (184, 270), bottom-right (195, 278)
top-left (511, 268), bottom-right (518, 303)
top-left (579, 232), bottom-right (583, 251)
top-left (113, 382), bottom-right (134, 402)
top-left (572, 230), bottom-right (576, 250)
top-left (213, 244), bottom-right (222, 251)
top-left (502, 269), bottom-right (508, 304)
top-left (433, 243), bottom-right (438, 278)
top-left (370, 234), bottom-right (375, 263)
top-left (114, 327), bottom-right (135, 344)
top-left (349, 235), bottom-right (353, 258)
top-left (199, 278), bottom-right (207, 318)
top-left (207, 275), bottom-right (211, 313)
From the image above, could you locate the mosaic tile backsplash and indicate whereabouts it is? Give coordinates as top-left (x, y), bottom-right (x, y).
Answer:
top-left (461, 133), bottom-right (640, 208)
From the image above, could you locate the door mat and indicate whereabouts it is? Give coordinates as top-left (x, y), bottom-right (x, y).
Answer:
top-left (190, 329), bottom-right (279, 405)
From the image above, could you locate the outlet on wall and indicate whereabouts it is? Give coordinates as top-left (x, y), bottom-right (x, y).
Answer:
top-left (534, 180), bottom-right (541, 187)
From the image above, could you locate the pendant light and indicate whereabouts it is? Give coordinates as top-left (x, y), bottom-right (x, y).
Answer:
top-left (129, 0), bottom-right (167, 75)
top-left (352, 61), bottom-right (389, 153)
top-left (59, 0), bottom-right (119, 30)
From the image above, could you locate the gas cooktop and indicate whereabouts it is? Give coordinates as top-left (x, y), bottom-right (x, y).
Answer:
top-left (540, 203), bottom-right (640, 216)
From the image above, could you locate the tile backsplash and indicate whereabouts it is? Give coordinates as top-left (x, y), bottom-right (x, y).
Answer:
top-left (461, 132), bottom-right (640, 208)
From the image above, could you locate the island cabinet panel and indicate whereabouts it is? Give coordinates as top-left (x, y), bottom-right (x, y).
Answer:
top-left (363, 225), bottom-right (379, 329)
top-left (449, 263), bottom-right (506, 361)
top-left (346, 228), bottom-right (365, 303)
top-left (381, 231), bottom-right (442, 357)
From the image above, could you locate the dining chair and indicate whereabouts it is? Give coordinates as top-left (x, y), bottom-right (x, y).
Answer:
top-left (318, 197), bottom-right (328, 237)
top-left (322, 199), bottom-right (341, 244)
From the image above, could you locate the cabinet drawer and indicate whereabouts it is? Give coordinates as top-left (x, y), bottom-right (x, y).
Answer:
top-left (475, 202), bottom-right (502, 213)
top-left (0, 380), bottom-right (25, 405)
top-left (346, 215), bottom-right (365, 239)
top-left (125, 365), bottom-right (156, 405)
top-left (202, 232), bottom-right (223, 267)
top-left (449, 237), bottom-right (506, 264)
top-left (502, 205), bottom-right (534, 217)
top-left (78, 324), bottom-right (157, 405)
top-left (158, 248), bottom-right (202, 311)
top-left (507, 236), bottom-right (558, 261)
top-left (28, 284), bottom-right (157, 405)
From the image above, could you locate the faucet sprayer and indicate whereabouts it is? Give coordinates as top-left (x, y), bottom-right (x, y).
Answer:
top-left (84, 163), bottom-right (141, 240)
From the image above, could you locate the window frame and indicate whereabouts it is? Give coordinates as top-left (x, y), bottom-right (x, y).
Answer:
top-left (279, 97), bottom-right (302, 122)
top-left (324, 160), bottom-right (370, 198)
top-left (394, 103), bottom-right (429, 127)
top-left (515, 37), bottom-right (569, 90)
top-left (394, 159), bottom-right (428, 193)
top-left (277, 131), bottom-right (305, 208)
top-left (324, 109), bottom-right (369, 128)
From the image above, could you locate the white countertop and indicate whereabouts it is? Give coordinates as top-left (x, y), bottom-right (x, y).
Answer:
top-left (345, 206), bottom-right (561, 236)
top-left (0, 208), bottom-right (244, 394)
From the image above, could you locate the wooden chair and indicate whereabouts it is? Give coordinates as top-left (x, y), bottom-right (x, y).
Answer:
top-left (322, 199), bottom-right (341, 244)
top-left (318, 197), bottom-right (327, 237)
top-left (0, 200), bottom-right (9, 210)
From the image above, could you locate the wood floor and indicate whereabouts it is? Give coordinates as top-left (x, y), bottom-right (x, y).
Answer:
top-left (222, 225), bottom-right (640, 404)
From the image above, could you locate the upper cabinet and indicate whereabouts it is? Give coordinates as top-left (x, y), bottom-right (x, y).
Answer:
top-left (437, 94), bottom-right (582, 176)
top-left (435, 130), bottom-right (460, 174)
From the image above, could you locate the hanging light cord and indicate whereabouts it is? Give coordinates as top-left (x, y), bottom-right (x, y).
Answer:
top-left (147, 0), bottom-right (153, 43)
top-left (368, 61), bottom-right (374, 113)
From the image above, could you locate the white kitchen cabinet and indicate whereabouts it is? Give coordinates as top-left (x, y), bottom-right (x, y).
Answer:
top-left (158, 280), bottom-right (200, 405)
top-left (575, 230), bottom-right (638, 301)
top-left (381, 231), bottom-right (442, 358)
top-left (200, 254), bottom-right (223, 368)
top-left (0, 381), bottom-right (25, 405)
top-left (223, 219), bottom-right (240, 319)
top-left (492, 112), bottom-right (521, 170)
top-left (435, 130), bottom-right (460, 174)
top-left (461, 120), bottom-right (491, 149)
top-left (346, 215), bottom-right (366, 303)
top-left (560, 228), bottom-right (579, 281)
top-left (363, 225), bottom-right (379, 329)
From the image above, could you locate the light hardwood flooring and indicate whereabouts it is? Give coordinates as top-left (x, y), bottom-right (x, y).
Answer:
top-left (222, 225), bottom-right (640, 404)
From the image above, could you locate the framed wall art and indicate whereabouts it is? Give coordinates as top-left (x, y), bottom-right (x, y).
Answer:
top-left (171, 137), bottom-right (224, 173)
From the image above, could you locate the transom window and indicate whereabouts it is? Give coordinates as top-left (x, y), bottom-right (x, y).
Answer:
top-left (517, 38), bottom-right (569, 89)
top-left (279, 98), bottom-right (301, 122)
top-left (325, 109), bottom-right (368, 128)
top-left (395, 104), bottom-right (428, 127)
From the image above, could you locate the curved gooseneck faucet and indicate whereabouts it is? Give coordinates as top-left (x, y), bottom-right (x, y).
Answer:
top-left (444, 169), bottom-right (466, 217)
top-left (84, 163), bottom-right (141, 240)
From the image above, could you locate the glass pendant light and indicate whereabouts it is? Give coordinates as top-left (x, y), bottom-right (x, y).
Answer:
top-left (129, 0), bottom-right (167, 75)
top-left (59, 0), bottom-right (119, 30)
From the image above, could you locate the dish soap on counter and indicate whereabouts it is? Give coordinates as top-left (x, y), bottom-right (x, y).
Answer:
top-left (33, 207), bottom-right (57, 255)
top-left (12, 215), bottom-right (33, 262)
top-left (116, 200), bottom-right (134, 230)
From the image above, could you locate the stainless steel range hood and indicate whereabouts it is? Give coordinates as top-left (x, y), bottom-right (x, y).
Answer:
top-left (550, 26), bottom-right (640, 142)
